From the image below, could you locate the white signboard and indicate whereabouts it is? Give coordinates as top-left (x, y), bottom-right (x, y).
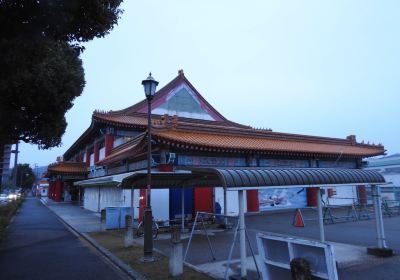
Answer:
top-left (256, 232), bottom-right (338, 280)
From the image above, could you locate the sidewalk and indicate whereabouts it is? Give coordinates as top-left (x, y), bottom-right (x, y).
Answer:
top-left (0, 198), bottom-right (129, 280)
top-left (40, 197), bottom-right (400, 279)
top-left (41, 197), bottom-right (103, 233)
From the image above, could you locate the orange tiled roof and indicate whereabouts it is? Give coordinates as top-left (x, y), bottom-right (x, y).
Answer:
top-left (96, 133), bottom-right (148, 165)
top-left (93, 113), bottom-right (148, 127)
top-left (152, 130), bottom-right (384, 158)
top-left (97, 127), bottom-right (384, 166)
top-left (47, 162), bottom-right (88, 175)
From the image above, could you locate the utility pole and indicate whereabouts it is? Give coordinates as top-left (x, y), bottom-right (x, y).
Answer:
top-left (12, 141), bottom-right (19, 189)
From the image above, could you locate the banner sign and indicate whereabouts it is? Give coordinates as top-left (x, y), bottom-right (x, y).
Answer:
top-left (259, 159), bottom-right (310, 168)
top-left (259, 187), bottom-right (307, 210)
top-left (319, 160), bottom-right (357, 169)
top-left (178, 155), bottom-right (246, 167)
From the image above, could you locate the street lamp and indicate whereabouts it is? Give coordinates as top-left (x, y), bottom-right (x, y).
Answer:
top-left (141, 72), bottom-right (159, 261)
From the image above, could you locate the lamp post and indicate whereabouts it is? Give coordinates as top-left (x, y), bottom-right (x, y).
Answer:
top-left (141, 72), bottom-right (159, 261)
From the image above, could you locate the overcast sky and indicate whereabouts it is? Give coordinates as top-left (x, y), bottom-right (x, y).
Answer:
top-left (16, 0), bottom-right (400, 169)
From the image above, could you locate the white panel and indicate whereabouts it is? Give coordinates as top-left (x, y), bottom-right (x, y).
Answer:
top-left (152, 189), bottom-right (170, 222)
top-left (121, 189), bottom-right (140, 219)
top-left (99, 147), bottom-right (106, 160)
top-left (89, 153), bottom-right (94, 166)
top-left (326, 186), bottom-right (357, 206)
top-left (99, 187), bottom-right (123, 210)
top-left (84, 187), bottom-right (100, 212)
top-left (384, 174), bottom-right (400, 186)
top-left (83, 152), bottom-right (87, 162)
top-left (113, 137), bottom-right (125, 148)
top-left (215, 187), bottom-right (248, 216)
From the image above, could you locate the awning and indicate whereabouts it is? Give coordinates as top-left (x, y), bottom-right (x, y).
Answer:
top-left (74, 172), bottom-right (137, 187)
top-left (119, 167), bottom-right (385, 189)
top-left (120, 170), bottom-right (221, 189)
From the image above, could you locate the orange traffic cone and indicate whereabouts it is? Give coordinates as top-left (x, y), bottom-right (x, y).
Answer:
top-left (293, 209), bottom-right (305, 227)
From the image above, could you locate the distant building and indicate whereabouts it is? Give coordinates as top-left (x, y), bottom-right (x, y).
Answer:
top-left (36, 179), bottom-right (49, 197)
top-left (0, 144), bottom-right (12, 186)
top-left (365, 154), bottom-right (400, 201)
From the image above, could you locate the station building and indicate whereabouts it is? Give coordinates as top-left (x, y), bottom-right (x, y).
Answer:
top-left (46, 70), bottom-right (385, 221)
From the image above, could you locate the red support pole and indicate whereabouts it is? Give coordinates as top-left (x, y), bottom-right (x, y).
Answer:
top-left (307, 187), bottom-right (318, 207)
top-left (54, 179), bottom-right (63, 202)
top-left (105, 134), bottom-right (114, 157)
top-left (94, 142), bottom-right (99, 164)
top-left (50, 181), bottom-right (55, 200)
top-left (139, 189), bottom-right (147, 222)
top-left (48, 182), bottom-right (52, 199)
top-left (246, 190), bottom-right (260, 212)
top-left (358, 185), bottom-right (367, 205)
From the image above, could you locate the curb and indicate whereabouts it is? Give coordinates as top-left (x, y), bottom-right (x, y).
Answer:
top-left (39, 198), bottom-right (146, 280)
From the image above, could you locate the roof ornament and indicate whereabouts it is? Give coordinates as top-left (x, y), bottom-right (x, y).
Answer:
top-left (346, 135), bottom-right (356, 146)
top-left (178, 69), bottom-right (184, 76)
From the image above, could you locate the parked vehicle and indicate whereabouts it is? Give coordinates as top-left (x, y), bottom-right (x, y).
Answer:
top-left (0, 193), bottom-right (9, 203)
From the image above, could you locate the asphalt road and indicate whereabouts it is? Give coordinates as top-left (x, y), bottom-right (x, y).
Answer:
top-left (0, 198), bottom-right (128, 280)
top-left (155, 209), bottom-right (400, 279)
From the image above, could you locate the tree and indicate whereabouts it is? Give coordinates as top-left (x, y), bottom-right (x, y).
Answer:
top-left (0, 0), bottom-right (123, 148)
top-left (13, 164), bottom-right (35, 189)
top-left (0, 38), bottom-right (84, 148)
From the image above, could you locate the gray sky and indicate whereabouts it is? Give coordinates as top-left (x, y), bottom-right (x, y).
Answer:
top-left (17, 0), bottom-right (400, 168)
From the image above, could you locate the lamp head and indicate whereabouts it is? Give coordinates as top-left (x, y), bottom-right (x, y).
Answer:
top-left (142, 72), bottom-right (159, 100)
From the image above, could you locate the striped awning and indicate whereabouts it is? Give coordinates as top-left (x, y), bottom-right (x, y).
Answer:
top-left (119, 167), bottom-right (385, 189)
top-left (186, 167), bottom-right (385, 190)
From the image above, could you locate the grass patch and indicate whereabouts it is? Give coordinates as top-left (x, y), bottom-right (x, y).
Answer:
top-left (0, 198), bottom-right (24, 239)
top-left (89, 230), bottom-right (213, 280)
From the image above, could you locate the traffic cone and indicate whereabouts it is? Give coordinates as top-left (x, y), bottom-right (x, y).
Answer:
top-left (293, 209), bottom-right (305, 227)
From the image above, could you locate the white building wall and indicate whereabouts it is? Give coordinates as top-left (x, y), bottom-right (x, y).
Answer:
top-left (84, 187), bottom-right (100, 212)
top-left (152, 189), bottom-right (170, 222)
top-left (215, 187), bottom-right (247, 216)
top-left (83, 186), bottom-right (123, 212)
top-left (89, 153), bottom-right (94, 166)
top-left (99, 147), bottom-right (106, 161)
top-left (83, 187), bottom-right (169, 221)
top-left (99, 187), bottom-right (123, 210)
top-left (324, 186), bottom-right (358, 206)
top-left (113, 137), bottom-right (125, 148)
top-left (121, 189), bottom-right (140, 219)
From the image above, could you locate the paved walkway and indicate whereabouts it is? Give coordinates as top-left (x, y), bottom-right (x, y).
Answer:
top-left (0, 198), bottom-right (128, 280)
top-left (32, 198), bottom-right (400, 279)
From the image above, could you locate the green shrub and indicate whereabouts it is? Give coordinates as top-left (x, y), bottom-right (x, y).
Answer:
top-left (0, 199), bottom-right (23, 238)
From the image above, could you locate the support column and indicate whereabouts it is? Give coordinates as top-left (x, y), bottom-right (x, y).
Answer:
top-left (105, 134), bottom-right (114, 157)
top-left (55, 179), bottom-right (63, 202)
top-left (124, 186), bottom-right (134, 247)
top-left (307, 187), bottom-right (318, 207)
top-left (316, 187), bottom-right (325, 242)
top-left (372, 185), bottom-right (386, 248)
top-left (367, 185), bottom-right (393, 256)
top-left (48, 181), bottom-right (53, 199)
top-left (246, 190), bottom-right (259, 212)
top-left (181, 187), bottom-right (185, 232)
top-left (223, 186), bottom-right (228, 226)
top-left (357, 185), bottom-right (367, 205)
top-left (238, 190), bottom-right (247, 278)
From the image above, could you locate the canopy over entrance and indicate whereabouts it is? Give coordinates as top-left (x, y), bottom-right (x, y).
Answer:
top-left (120, 167), bottom-right (385, 189)
top-left (74, 172), bottom-right (137, 187)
